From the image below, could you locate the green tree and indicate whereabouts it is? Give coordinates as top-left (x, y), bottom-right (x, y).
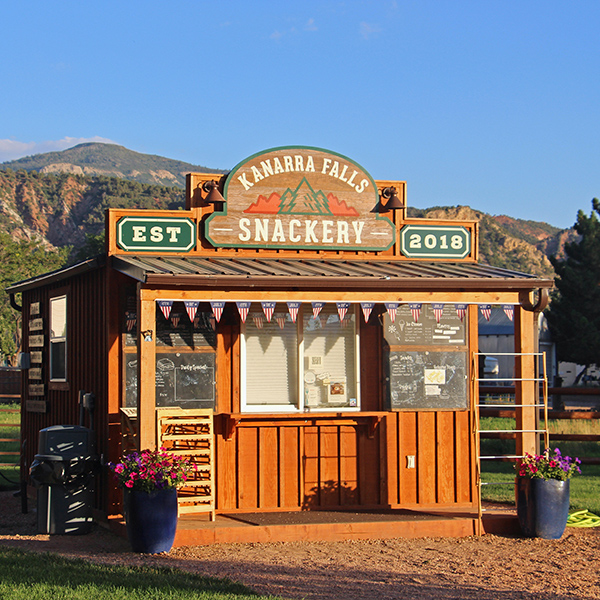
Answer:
top-left (69, 231), bottom-right (106, 263)
top-left (0, 235), bottom-right (70, 362)
top-left (545, 199), bottom-right (600, 381)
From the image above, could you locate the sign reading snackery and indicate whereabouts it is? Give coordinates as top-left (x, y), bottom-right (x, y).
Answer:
top-left (206, 146), bottom-right (396, 251)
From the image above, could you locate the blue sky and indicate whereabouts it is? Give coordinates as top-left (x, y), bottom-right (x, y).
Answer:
top-left (1, 1), bottom-right (599, 229)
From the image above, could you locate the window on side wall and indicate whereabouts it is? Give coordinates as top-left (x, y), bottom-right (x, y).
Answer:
top-left (241, 304), bottom-right (360, 412)
top-left (49, 295), bottom-right (67, 381)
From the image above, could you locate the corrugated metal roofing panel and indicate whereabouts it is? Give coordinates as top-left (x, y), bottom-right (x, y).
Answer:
top-left (109, 255), bottom-right (551, 289)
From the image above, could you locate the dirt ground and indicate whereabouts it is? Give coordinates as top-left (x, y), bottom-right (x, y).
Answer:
top-left (0, 491), bottom-right (599, 600)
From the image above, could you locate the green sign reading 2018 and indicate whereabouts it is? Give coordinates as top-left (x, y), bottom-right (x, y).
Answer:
top-left (400, 225), bottom-right (471, 259)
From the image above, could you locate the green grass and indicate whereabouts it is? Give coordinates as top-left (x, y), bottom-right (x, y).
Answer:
top-left (480, 416), bottom-right (600, 514)
top-left (0, 546), bottom-right (284, 600)
top-left (0, 404), bottom-right (20, 489)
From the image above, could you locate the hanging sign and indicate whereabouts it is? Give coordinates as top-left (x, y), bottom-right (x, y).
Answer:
top-left (116, 216), bottom-right (196, 252)
top-left (400, 225), bottom-right (471, 259)
top-left (206, 146), bottom-right (395, 251)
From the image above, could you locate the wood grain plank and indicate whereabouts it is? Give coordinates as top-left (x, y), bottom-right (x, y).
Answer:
top-left (318, 426), bottom-right (340, 507)
top-left (436, 412), bottom-right (456, 503)
top-left (237, 427), bottom-right (259, 510)
top-left (399, 412), bottom-right (417, 504)
top-left (455, 410), bottom-right (473, 504)
top-left (303, 426), bottom-right (320, 508)
top-left (417, 412), bottom-right (436, 504)
top-left (357, 427), bottom-right (380, 505)
top-left (339, 426), bottom-right (359, 505)
top-left (279, 427), bottom-right (300, 508)
top-left (259, 427), bottom-right (279, 508)
top-left (383, 412), bottom-right (399, 505)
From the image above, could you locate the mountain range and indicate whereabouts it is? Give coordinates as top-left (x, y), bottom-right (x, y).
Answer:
top-left (1, 142), bottom-right (224, 189)
top-left (0, 143), bottom-right (576, 278)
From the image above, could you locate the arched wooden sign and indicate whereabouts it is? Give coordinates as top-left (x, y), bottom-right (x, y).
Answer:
top-left (205, 146), bottom-right (395, 251)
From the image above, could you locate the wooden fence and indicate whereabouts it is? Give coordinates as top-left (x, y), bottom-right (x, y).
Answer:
top-left (480, 386), bottom-right (600, 464)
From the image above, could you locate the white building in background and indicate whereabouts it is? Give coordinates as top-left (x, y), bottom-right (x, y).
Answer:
top-left (478, 308), bottom-right (556, 385)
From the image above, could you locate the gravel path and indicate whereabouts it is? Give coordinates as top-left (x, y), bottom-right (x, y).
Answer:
top-left (0, 491), bottom-right (598, 599)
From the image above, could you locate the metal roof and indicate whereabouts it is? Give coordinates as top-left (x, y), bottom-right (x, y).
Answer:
top-left (110, 255), bottom-right (552, 292)
top-left (5, 256), bottom-right (106, 294)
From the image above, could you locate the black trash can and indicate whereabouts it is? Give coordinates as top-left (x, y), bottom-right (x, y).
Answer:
top-left (29, 425), bottom-right (97, 535)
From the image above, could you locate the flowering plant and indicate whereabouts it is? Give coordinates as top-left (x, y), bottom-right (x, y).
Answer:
top-left (516, 447), bottom-right (581, 481)
top-left (109, 448), bottom-right (195, 492)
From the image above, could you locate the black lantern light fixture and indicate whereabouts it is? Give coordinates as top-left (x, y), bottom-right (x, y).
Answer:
top-left (202, 180), bottom-right (226, 206)
top-left (380, 186), bottom-right (404, 212)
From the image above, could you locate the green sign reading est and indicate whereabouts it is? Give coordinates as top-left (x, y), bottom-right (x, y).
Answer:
top-left (116, 216), bottom-right (196, 252)
top-left (400, 225), bottom-right (471, 259)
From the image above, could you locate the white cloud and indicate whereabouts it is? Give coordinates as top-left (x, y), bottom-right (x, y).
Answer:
top-left (0, 136), bottom-right (116, 163)
top-left (305, 18), bottom-right (317, 32)
top-left (359, 22), bottom-right (381, 40)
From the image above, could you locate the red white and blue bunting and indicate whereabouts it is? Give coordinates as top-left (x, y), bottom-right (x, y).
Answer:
top-left (287, 301), bottom-right (301, 323)
top-left (455, 304), bottom-right (468, 321)
top-left (480, 304), bottom-right (492, 321)
top-left (360, 302), bottom-right (375, 323)
top-left (384, 302), bottom-right (399, 323)
top-left (153, 301), bottom-right (518, 327)
top-left (408, 303), bottom-right (422, 323)
top-left (236, 301), bottom-right (252, 323)
top-left (311, 301), bottom-right (325, 319)
top-left (336, 302), bottom-right (350, 322)
top-left (432, 303), bottom-right (445, 323)
top-left (157, 300), bottom-right (173, 320)
top-left (503, 304), bottom-right (514, 322)
top-left (261, 301), bottom-right (276, 322)
top-left (210, 301), bottom-right (226, 322)
top-left (184, 300), bottom-right (200, 323)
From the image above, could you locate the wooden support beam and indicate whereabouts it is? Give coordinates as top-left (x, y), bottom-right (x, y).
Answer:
top-left (137, 286), bottom-right (156, 450)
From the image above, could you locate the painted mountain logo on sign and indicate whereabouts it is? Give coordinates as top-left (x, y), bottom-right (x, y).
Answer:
top-left (205, 146), bottom-right (396, 251)
top-left (243, 178), bottom-right (359, 216)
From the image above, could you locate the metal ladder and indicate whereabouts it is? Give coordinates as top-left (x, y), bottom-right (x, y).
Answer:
top-left (473, 352), bottom-right (549, 535)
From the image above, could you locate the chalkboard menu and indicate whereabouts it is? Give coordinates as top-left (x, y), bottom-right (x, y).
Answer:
top-left (383, 304), bottom-right (466, 346)
top-left (125, 305), bottom-right (216, 348)
top-left (386, 351), bottom-right (468, 410)
top-left (125, 351), bottom-right (216, 409)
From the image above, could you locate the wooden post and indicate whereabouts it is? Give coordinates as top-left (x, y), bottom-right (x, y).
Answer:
top-left (137, 287), bottom-right (156, 450)
top-left (514, 306), bottom-right (538, 456)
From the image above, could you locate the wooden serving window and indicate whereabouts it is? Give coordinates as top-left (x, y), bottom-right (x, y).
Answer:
top-left (241, 304), bottom-right (360, 413)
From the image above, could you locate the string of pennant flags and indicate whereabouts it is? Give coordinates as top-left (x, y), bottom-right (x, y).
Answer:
top-left (126, 301), bottom-right (516, 330)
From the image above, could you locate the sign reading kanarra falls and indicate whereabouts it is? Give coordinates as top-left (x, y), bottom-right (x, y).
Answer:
top-left (205, 147), bottom-right (396, 251)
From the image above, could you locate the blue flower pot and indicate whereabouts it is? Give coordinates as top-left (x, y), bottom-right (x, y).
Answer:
top-left (515, 478), bottom-right (570, 539)
top-left (123, 488), bottom-right (178, 553)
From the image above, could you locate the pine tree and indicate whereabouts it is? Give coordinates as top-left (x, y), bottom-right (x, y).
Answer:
top-left (545, 199), bottom-right (600, 379)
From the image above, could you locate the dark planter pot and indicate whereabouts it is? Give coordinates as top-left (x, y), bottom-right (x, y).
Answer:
top-left (515, 478), bottom-right (570, 539)
top-left (123, 488), bottom-right (178, 553)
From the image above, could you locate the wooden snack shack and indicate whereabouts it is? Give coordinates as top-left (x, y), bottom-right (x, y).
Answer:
top-left (8, 146), bottom-right (552, 543)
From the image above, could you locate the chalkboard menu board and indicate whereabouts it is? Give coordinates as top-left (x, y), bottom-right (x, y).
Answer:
top-left (383, 304), bottom-right (466, 346)
top-left (125, 351), bottom-right (216, 409)
top-left (386, 351), bottom-right (468, 410)
top-left (125, 306), bottom-right (216, 348)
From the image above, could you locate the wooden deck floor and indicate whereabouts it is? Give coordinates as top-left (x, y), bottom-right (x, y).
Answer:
top-left (109, 506), bottom-right (519, 547)
top-left (178, 506), bottom-right (519, 546)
